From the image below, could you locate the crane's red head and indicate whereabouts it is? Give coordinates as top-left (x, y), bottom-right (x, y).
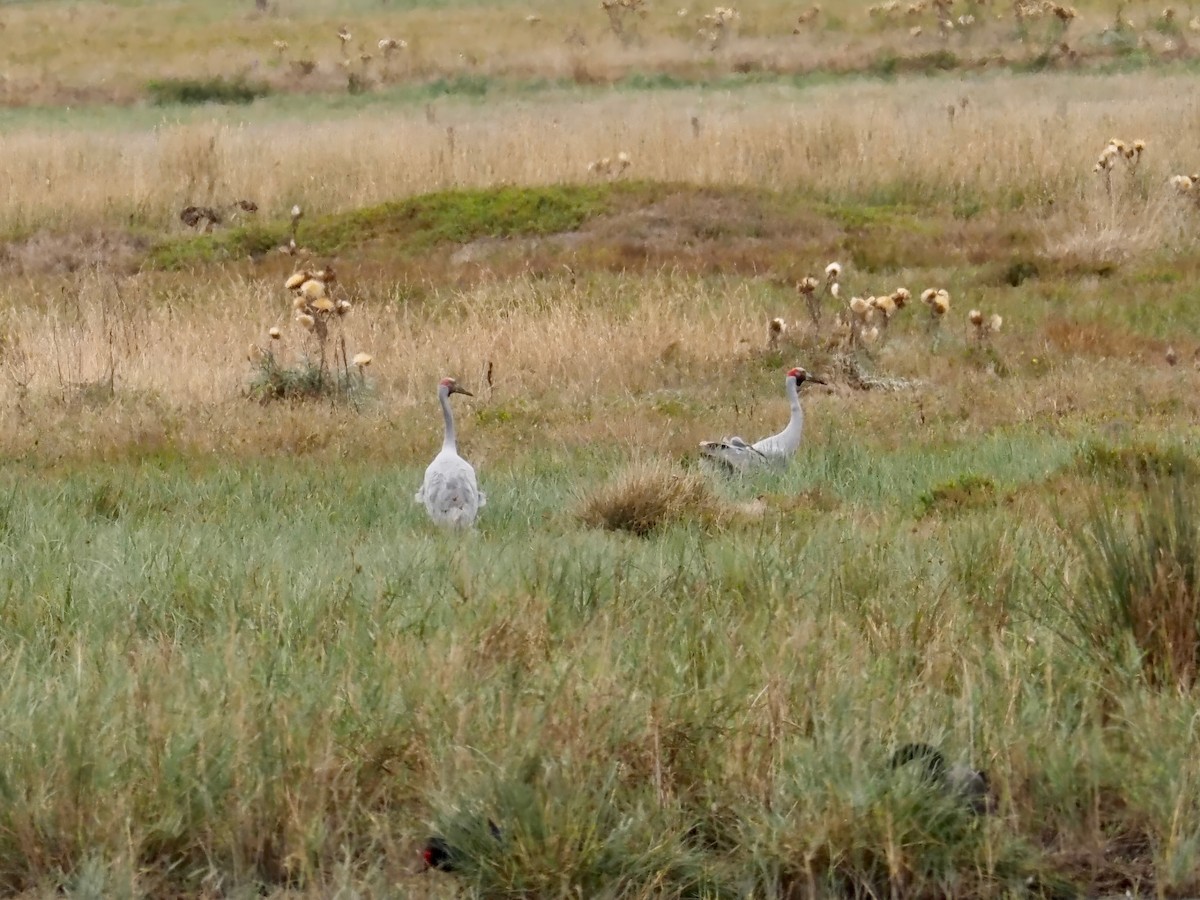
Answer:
top-left (787, 366), bottom-right (827, 386)
top-left (439, 377), bottom-right (473, 397)
top-left (421, 836), bottom-right (453, 872)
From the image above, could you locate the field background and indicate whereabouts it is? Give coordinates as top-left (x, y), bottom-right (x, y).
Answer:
top-left (1, 0), bottom-right (1200, 898)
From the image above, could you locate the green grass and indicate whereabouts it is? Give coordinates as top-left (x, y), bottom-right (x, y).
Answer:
top-left (147, 182), bottom-right (632, 268)
top-left (146, 75), bottom-right (271, 107)
top-left (0, 424), bottom-right (1198, 896)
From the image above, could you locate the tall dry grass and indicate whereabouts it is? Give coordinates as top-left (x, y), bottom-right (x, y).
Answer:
top-left (1, 261), bottom-right (1197, 467)
top-left (0, 0), bottom-right (1158, 108)
top-left (2, 74), bottom-right (1199, 244)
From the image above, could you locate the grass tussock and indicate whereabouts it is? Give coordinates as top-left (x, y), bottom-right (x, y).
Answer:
top-left (145, 75), bottom-right (269, 106)
top-left (247, 354), bottom-right (363, 404)
top-left (1074, 439), bottom-right (1198, 486)
top-left (576, 460), bottom-right (728, 536)
top-left (1066, 475), bottom-right (1200, 688)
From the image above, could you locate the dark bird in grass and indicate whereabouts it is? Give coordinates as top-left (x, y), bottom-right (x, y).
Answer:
top-left (233, 199), bottom-right (259, 213)
top-left (890, 742), bottom-right (996, 815)
top-left (179, 205), bottom-right (222, 232)
top-left (420, 820), bottom-right (502, 874)
top-left (421, 835), bottom-right (458, 872)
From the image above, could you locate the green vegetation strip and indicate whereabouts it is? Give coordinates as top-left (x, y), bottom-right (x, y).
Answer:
top-left (147, 182), bottom-right (630, 268)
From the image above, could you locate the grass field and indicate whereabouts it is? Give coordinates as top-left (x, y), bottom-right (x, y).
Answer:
top-left (2, 1), bottom-right (1200, 898)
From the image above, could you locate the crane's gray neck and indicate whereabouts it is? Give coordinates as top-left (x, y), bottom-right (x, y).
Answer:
top-left (439, 385), bottom-right (457, 451)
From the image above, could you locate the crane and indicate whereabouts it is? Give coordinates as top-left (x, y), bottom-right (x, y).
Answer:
top-left (699, 366), bottom-right (825, 473)
top-left (415, 377), bottom-right (486, 528)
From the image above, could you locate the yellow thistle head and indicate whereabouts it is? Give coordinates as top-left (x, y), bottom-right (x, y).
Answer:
top-left (285, 271), bottom-right (309, 291)
top-left (300, 279), bottom-right (327, 300)
top-left (312, 297), bottom-right (335, 313)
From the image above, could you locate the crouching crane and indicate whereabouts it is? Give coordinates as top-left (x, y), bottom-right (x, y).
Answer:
top-left (415, 377), bottom-right (486, 528)
top-left (699, 366), bottom-right (825, 473)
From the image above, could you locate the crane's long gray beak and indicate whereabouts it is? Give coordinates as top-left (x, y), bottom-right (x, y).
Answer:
top-left (452, 385), bottom-right (474, 397)
top-left (807, 375), bottom-right (828, 385)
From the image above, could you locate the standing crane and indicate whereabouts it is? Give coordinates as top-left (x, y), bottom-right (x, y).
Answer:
top-left (415, 377), bottom-right (486, 528)
top-left (699, 366), bottom-right (826, 473)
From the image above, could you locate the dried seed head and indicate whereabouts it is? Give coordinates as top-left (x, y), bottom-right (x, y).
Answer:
top-left (285, 271), bottom-right (309, 291)
top-left (248, 343), bottom-right (264, 362)
top-left (291, 204), bottom-right (303, 222)
top-left (292, 296), bottom-right (308, 311)
top-left (769, 317), bottom-right (786, 335)
top-left (312, 297), bottom-right (336, 313)
top-left (617, 151), bottom-right (632, 168)
top-left (269, 326), bottom-right (282, 340)
top-left (921, 288), bottom-right (938, 304)
top-left (892, 287), bottom-right (911, 307)
top-left (825, 261), bottom-right (842, 280)
top-left (353, 352), bottom-right (373, 367)
top-left (296, 313), bottom-right (316, 331)
top-left (988, 313), bottom-right (1003, 333)
top-left (875, 295), bottom-right (897, 317)
top-left (862, 325), bottom-right (880, 344)
top-left (933, 295), bottom-right (950, 316)
top-left (335, 299), bottom-right (352, 316)
top-left (300, 279), bottom-right (327, 300)
top-left (849, 296), bottom-right (869, 316)
top-left (1171, 174), bottom-right (1194, 192)
top-left (1166, 346), bottom-right (1179, 365)
top-left (798, 276), bottom-right (819, 294)
top-left (314, 266), bottom-right (336, 284)
top-left (830, 282), bottom-right (840, 298)
top-left (969, 308), bottom-right (984, 327)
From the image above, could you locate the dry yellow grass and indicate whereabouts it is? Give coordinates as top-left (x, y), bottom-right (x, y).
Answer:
top-left (1, 264), bottom-right (1196, 470)
top-left (0, 0), bottom-right (1183, 107)
top-left (2, 72), bottom-right (1198, 248)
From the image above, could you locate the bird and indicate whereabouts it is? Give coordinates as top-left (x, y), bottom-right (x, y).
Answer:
top-left (420, 820), bottom-right (502, 874)
top-left (415, 377), bottom-right (487, 528)
top-left (178, 205), bottom-right (222, 232)
top-left (699, 366), bottom-right (826, 473)
top-left (889, 742), bottom-right (995, 815)
top-left (421, 835), bottom-right (458, 872)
